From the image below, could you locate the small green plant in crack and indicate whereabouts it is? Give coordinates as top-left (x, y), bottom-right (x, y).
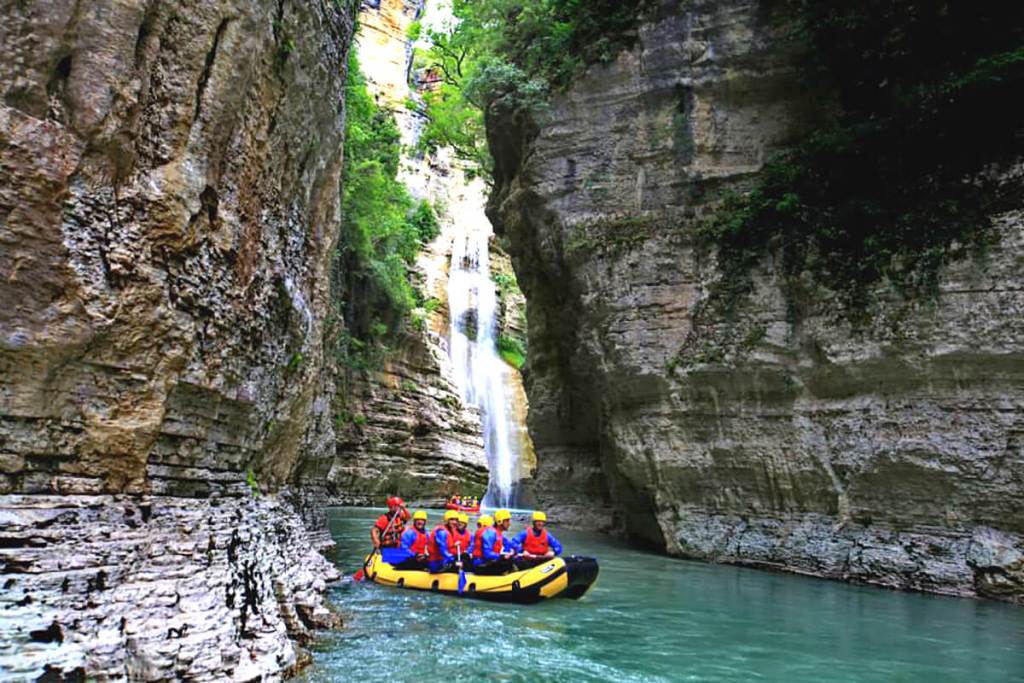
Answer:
top-left (245, 468), bottom-right (260, 497)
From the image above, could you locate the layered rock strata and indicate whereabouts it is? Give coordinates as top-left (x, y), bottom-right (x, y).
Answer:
top-left (1, 0), bottom-right (356, 677)
top-left (488, 0), bottom-right (1024, 600)
top-left (2, 493), bottom-right (340, 680)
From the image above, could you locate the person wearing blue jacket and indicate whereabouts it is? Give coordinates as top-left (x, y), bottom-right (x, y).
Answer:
top-left (391, 510), bottom-right (430, 570)
top-left (427, 510), bottom-right (461, 572)
top-left (474, 508), bottom-right (517, 575)
top-left (512, 510), bottom-right (562, 568)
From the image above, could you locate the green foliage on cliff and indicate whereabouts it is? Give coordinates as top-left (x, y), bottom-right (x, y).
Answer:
top-left (416, 0), bottom-right (651, 178)
top-left (491, 271), bottom-right (521, 299)
top-left (475, 0), bottom-right (652, 88)
top-left (338, 51), bottom-right (440, 343)
top-left (497, 335), bottom-right (526, 370)
top-left (408, 199), bottom-right (441, 243)
top-left (704, 1), bottom-right (1024, 314)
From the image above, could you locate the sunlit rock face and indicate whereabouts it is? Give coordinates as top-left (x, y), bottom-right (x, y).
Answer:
top-left (0, 0), bottom-right (356, 677)
top-left (487, 0), bottom-right (1024, 601)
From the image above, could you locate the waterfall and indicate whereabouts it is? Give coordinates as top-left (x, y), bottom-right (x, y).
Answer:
top-left (448, 223), bottom-right (518, 507)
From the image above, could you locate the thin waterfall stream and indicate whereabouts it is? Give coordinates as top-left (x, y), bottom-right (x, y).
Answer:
top-left (447, 222), bottom-right (520, 507)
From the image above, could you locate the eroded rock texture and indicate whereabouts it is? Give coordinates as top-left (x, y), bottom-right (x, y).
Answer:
top-left (488, 0), bottom-right (1024, 601)
top-left (1, 0), bottom-right (355, 677)
top-left (2, 494), bottom-right (340, 680)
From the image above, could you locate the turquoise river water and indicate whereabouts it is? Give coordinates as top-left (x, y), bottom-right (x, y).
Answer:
top-left (297, 507), bottom-right (1024, 683)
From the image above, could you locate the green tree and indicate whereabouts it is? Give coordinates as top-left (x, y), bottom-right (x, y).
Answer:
top-left (338, 51), bottom-right (441, 342)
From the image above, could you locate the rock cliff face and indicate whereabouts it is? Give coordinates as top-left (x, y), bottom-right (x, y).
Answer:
top-left (1, 0), bottom-right (355, 677)
top-left (488, 0), bottom-right (1024, 601)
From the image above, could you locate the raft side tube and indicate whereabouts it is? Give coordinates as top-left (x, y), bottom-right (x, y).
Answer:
top-left (561, 556), bottom-right (599, 599)
top-left (365, 553), bottom-right (599, 604)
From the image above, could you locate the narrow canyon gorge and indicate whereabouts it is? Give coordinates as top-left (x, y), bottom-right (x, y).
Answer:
top-left (1, 0), bottom-right (1021, 680)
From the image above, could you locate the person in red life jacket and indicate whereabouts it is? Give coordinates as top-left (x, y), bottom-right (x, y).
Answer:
top-left (511, 510), bottom-right (563, 568)
top-left (449, 512), bottom-right (472, 569)
top-left (391, 510), bottom-right (430, 570)
top-left (427, 509), bottom-right (460, 572)
top-left (473, 508), bottom-right (518, 575)
top-left (371, 496), bottom-right (407, 549)
top-left (470, 514), bottom-right (493, 565)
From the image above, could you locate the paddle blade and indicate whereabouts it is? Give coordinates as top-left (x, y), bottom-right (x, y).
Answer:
top-left (458, 570), bottom-right (467, 594)
top-left (352, 568), bottom-right (365, 581)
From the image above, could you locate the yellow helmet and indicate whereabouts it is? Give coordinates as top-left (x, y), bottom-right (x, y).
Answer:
top-left (494, 509), bottom-right (511, 522)
top-left (444, 509), bottom-right (459, 521)
top-left (412, 510), bottom-right (427, 521)
top-left (532, 510), bottom-right (547, 522)
top-left (458, 512), bottom-right (469, 524)
top-left (478, 515), bottom-right (494, 527)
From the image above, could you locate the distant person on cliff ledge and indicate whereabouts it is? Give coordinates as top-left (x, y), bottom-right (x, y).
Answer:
top-left (511, 511), bottom-right (563, 568)
top-left (371, 496), bottom-right (407, 549)
top-left (473, 508), bottom-right (518, 575)
top-left (393, 510), bottom-right (430, 570)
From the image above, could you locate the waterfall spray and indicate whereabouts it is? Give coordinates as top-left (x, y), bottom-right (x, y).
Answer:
top-left (448, 223), bottom-right (518, 507)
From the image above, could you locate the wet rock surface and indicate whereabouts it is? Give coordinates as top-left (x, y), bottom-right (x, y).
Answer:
top-left (1, 493), bottom-right (340, 680)
top-left (1, 0), bottom-right (356, 676)
top-left (488, 0), bottom-right (1024, 601)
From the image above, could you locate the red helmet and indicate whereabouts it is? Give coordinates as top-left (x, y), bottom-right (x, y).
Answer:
top-left (386, 496), bottom-right (405, 509)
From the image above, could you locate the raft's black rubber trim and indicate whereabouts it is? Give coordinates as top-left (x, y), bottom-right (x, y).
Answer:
top-left (371, 557), bottom-right (598, 604)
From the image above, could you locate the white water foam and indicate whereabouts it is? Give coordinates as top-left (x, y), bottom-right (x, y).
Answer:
top-left (448, 222), bottom-right (519, 507)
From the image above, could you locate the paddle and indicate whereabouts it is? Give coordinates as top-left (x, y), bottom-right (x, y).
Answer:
top-left (456, 540), bottom-right (467, 594)
top-left (353, 507), bottom-right (401, 582)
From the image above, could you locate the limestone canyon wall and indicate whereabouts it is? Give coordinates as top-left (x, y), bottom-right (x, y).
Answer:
top-left (488, 0), bottom-right (1024, 601)
top-left (1, 0), bottom-right (356, 677)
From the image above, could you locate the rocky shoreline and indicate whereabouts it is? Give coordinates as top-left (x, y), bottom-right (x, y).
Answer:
top-left (1, 493), bottom-right (340, 680)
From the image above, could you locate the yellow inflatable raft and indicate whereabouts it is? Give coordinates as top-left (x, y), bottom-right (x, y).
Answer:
top-left (365, 553), bottom-right (599, 604)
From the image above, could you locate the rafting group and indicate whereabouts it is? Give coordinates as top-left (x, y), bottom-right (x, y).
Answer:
top-left (360, 496), bottom-right (599, 604)
top-left (445, 494), bottom-right (480, 513)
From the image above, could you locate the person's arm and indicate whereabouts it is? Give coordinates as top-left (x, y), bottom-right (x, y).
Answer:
top-left (481, 529), bottom-right (500, 561)
top-left (399, 528), bottom-right (415, 554)
top-left (437, 529), bottom-right (455, 562)
top-left (511, 530), bottom-right (528, 556)
top-left (547, 532), bottom-right (562, 557)
top-left (466, 533), bottom-right (475, 557)
top-left (504, 532), bottom-right (521, 555)
top-left (371, 525), bottom-right (382, 549)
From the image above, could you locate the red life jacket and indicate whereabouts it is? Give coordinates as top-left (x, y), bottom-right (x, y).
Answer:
top-left (493, 529), bottom-right (505, 555)
top-left (449, 527), bottom-right (471, 555)
top-left (472, 528), bottom-right (487, 559)
top-left (375, 513), bottom-right (405, 548)
top-left (406, 526), bottom-right (428, 554)
top-left (428, 524), bottom-right (453, 562)
top-left (522, 528), bottom-right (550, 555)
